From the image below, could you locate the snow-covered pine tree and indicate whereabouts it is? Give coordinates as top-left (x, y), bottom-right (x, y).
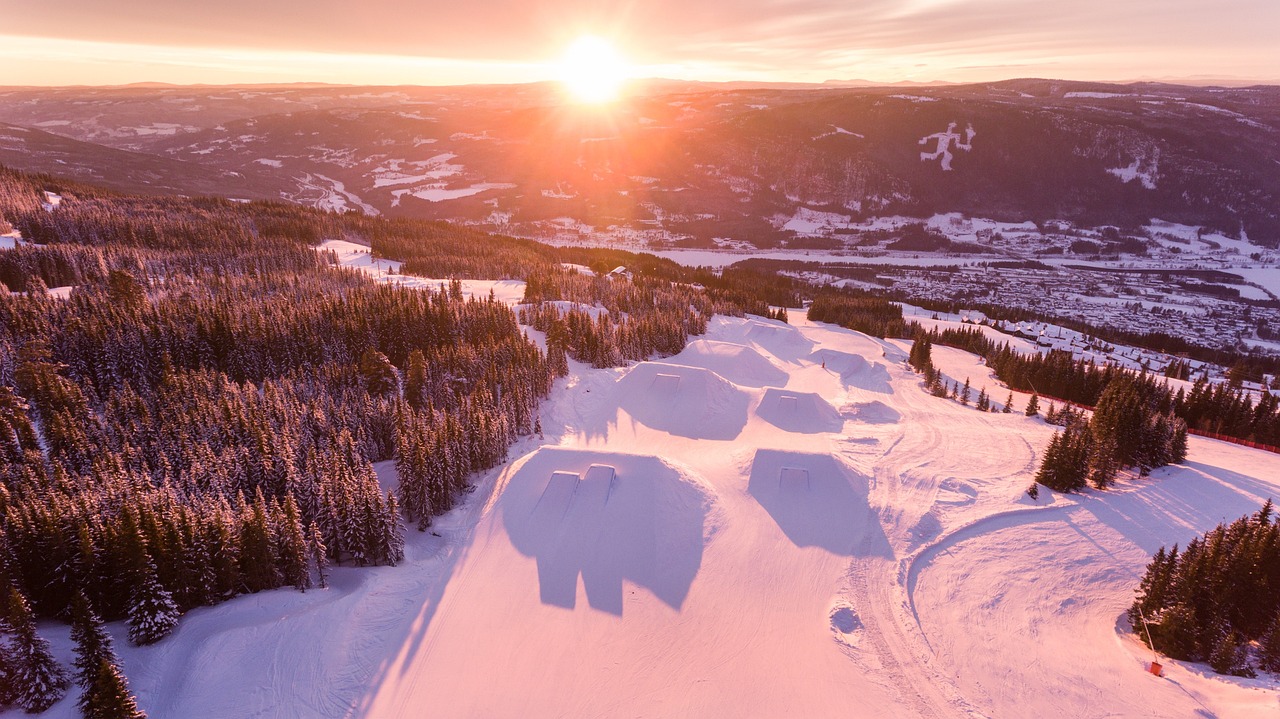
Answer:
top-left (307, 522), bottom-right (329, 590)
top-left (1087, 434), bottom-right (1119, 489)
top-left (0, 641), bottom-right (18, 706)
top-left (404, 349), bottom-right (429, 410)
top-left (238, 489), bottom-right (281, 593)
top-left (4, 586), bottom-right (67, 712)
top-left (127, 561), bottom-right (179, 646)
top-left (383, 492), bottom-right (406, 566)
top-left (1170, 418), bottom-right (1189, 464)
top-left (1259, 612), bottom-right (1280, 673)
top-left (1208, 630), bottom-right (1253, 677)
top-left (277, 494), bottom-right (310, 592)
top-left (78, 658), bottom-right (145, 719)
top-left (70, 593), bottom-right (118, 690)
top-left (1025, 393), bottom-right (1040, 416)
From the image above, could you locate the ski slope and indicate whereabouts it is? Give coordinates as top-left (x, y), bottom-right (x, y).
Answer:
top-left (16, 313), bottom-right (1280, 718)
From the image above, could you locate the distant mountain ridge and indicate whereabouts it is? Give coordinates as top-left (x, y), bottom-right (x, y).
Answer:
top-left (1, 79), bottom-right (1277, 247)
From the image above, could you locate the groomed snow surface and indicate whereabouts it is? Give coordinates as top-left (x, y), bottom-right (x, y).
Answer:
top-left (18, 314), bottom-right (1280, 718)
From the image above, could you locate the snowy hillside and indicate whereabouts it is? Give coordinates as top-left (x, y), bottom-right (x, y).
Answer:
top-left (16, 313), bottom-right (1280, 718)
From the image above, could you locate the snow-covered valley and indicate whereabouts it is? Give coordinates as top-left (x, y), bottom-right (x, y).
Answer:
top-left (17, 309), bottom-right (1280, 718)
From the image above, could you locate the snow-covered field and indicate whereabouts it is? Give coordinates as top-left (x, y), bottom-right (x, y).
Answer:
top-left (15, 311), bottom-right (1280, 718)
top-left (316, 239), bottom-right (527, 303)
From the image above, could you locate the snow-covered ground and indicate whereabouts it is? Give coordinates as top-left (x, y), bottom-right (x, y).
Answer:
top-left (14, 312), bottom-right (1280, 718)
top-left (316, 239), bottom-right (527, 303)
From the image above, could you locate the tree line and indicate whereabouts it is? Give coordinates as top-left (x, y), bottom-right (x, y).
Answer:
top-left (1130, 502), bottom-right (1280, 677)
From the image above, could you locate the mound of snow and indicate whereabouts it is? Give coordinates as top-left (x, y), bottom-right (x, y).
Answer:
top-left (501, 448), bottom-right (713, 614)
top-left (670, 339), bottom-right (789, 388)
top-left (716, 317), bottom-right (815, 360)
top-left (747, 450), bottom-right (888, 556)
top-left (810, 349), bottom-right (892, 393)
top-left (615, 362), bottom-right (751, 440)
top-left (755, 389), bottom-right (844, 434)
top-left (840, 400), bottom-right (901, 425)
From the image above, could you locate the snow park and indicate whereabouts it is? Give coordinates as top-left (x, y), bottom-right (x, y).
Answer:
top-left (11, 298), bottom-right (1276, 718)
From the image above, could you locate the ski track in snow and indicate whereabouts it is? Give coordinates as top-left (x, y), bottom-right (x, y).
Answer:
top-left (13, 311), bottom-right (1280, 719)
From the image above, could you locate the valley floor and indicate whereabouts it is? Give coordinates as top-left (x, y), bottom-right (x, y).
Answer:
top-left (17, 314), bottom-right (1280, 718)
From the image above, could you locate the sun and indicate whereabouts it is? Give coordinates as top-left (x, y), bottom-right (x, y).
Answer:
top-left (558, 36), bottom-right (630, 104)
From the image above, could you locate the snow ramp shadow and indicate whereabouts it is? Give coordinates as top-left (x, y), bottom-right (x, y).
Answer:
top-left (502, 448), bottom-right (713, 615)
top-left (748, 450), bottom-right (890, 557)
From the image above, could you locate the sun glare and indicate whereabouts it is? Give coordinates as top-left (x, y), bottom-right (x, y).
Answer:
top-left (558, 36), bottom-right (629, 103)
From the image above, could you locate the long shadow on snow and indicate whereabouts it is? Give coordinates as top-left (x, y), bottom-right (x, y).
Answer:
top-left (748, 449), bottom-right (891, 557)
top-left (1074, 460), bottom-right (1280, 556)
top-left (346, 463), bottom-right (510, 719)
top-left (502, 448), bottom-right (708, 615)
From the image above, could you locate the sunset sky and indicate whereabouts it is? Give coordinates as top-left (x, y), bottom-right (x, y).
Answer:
top-left (1, 0), bottom-right (1276, 87)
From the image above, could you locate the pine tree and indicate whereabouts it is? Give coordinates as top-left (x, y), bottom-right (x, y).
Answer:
top-left (404, 349), bottom-right (429, 410)
top-left (960, 378), bottom-right (971, 405)
top-left (78, 658), bottom-right (145, 719)
top-left (128, 561), bottom-right (179, 646)
top-left (1170, 420), bottom-right (1189, 464)
top-left (4, 586), bottom-right (67, 712)
top-left (70, 593), bottom-right (118, 690)
top-left (1087, 434), bottom-right (1119, 490)
top-left (1259, 612), bottom-right (1280, 673)
top-left (0, 641), bottom-right (18, 707)
top-left (1208, 631), bottom-right (1253, 677)
top-left (1002, 391), bottom-right (1014, 413)
top-left (238, 489), bottom-right (280, 593)
top-left (358, 348), bottom-right (397, 397)
top-left (277, 494), bottom-right (310, 592)
top-left (908, 335), bottom-right (933, 372)
top-left (307, 522), bottom-right (328, 590)
top-left (1025, 393), bottom-right (1039, 417)
top-left (976, 388), bottom-right (989, 411)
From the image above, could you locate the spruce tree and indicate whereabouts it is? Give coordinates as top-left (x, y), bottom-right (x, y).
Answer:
top-left (404, 350), bottom-right (429, 410)
top-left (1208, 631), bottom-right (1252, 677)
top-left (277, 495), bottom-right (310, 592)
top-left (1170, 420), bottom-right (1189, 464)
top-left (4, 587), bottom-right (67, 712)
top-left (238, 489), bottom-right (281, 593)
top-left (1259, 612), bottom-right (1280, 673)
top-left (358, 348), bottom-right (397, 397)
top-left (307, 523), bottom-right (329, 590)
top-left (1087, 435), bottom-right (1119, 490)
top-left (70, 593), bottom-right (117, 690)
top-left (1025, 393), bottom-right (1039, 417)
top-left (960, 378), bottom-right (971, 405)
top-left (0, 641), bottom-right (18, 707)
top-left (1002, 391), bottom-right (1014, 413)
top-left (79, 658), bottom-right (145, 719)
top-left (128, 562), bottom-right (179, 646)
